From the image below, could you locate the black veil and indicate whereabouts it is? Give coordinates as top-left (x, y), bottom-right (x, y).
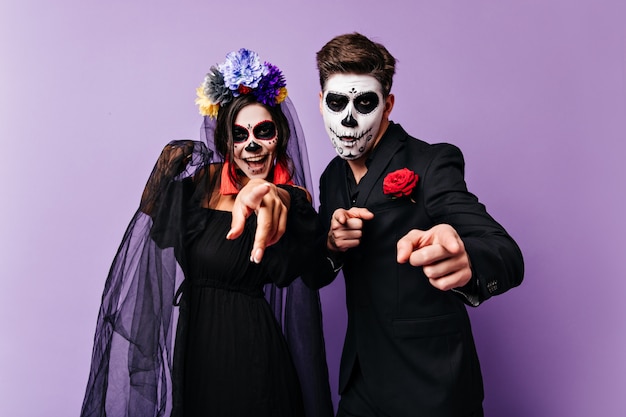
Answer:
top-left (80, 97), bottom-right (334, 417)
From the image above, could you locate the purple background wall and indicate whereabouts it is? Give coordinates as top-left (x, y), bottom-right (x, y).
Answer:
top-left (1, 0), bottom-right (625, 416)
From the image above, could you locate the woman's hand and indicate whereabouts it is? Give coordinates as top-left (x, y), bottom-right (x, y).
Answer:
top-left (227, 179), bottom-right (290, 263)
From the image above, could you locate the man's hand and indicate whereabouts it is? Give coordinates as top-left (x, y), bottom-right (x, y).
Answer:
top-left (396, 224), bottom-right (472, 291)
top-left (227, 179), bottom-right (289, 264)
top-left (327, 207), bottom-right (374, 252)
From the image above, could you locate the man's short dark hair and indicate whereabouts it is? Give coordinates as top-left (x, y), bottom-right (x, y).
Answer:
top-left (316, 32), bottom-right (397, 97)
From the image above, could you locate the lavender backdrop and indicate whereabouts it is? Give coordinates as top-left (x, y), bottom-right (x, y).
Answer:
top-left (1, 0), bottom-right (625, 416)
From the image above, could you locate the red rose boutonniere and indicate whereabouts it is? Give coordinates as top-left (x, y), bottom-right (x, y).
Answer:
top-left (383, 168), bottom-right (418, 199)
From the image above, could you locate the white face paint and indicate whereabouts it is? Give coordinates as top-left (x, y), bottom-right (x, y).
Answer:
top-left (232, 104), bottom-right (278, 181)
top-left (321, 74), bottom-right (385, 160)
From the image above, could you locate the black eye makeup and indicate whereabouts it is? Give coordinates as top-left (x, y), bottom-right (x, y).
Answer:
top-left (233, 120), bottom-right (277, 143)
top-left (325, 91), bottom-right (380, 114)
top-left (325, 93), bottom-right (350, 112)
top-left (353, 92), bottom-right (380, 114)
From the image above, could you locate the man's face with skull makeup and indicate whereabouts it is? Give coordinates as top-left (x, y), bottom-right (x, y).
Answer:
top-left (232, 104), bottom-right (278, 182)
top-left (321, 74), bottom-right (387, 161)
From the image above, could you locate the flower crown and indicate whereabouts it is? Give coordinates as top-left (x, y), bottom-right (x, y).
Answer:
top-left (195, 48), bottom-right (288, 119)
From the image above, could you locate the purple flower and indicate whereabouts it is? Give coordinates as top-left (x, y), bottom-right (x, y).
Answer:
top-left (254, 63), bottom-right (286, 106)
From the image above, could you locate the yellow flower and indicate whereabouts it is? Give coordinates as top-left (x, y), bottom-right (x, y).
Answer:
top-left (195, 86), bottom-right (219, 118)
top-left (276, 87), bottom-right (288, 104)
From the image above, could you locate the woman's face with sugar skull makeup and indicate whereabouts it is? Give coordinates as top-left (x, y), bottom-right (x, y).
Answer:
top-left (321, 74), bottom-right (386, 161)
top-left (232, 104), bottom-right (278, 182)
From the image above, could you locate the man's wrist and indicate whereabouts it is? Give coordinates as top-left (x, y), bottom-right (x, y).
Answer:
top-left (326, 250), bottom-right (344, 272)
top-left (452, 275), bottom-right (480, 307)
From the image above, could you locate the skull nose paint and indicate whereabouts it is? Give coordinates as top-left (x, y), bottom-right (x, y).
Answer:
top-left (341, 113), bottom-right (358, 128)
top-left (245, 141), bottom-right (262, 152)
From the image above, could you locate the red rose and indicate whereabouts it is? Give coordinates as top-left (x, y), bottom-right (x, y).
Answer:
top-left (383, 168), bottom-right (418, 198)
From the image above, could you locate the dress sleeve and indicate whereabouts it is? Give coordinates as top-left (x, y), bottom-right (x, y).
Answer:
top-left (298, 164), bottom-right (344, 290)
top-left (262, 184), bottom-right (323, 287)
top-left (80, 140), bottom-right (211, 417)
top-left (141, 140), bottom-right (211, 253)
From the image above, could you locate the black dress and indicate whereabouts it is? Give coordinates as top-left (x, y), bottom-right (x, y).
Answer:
top-left (80, 141), bottom-right (334, 417)
top-left (179, 208), bottom-right (305, 416)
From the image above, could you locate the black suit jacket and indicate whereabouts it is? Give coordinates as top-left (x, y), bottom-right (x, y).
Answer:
top-left (303, 122), bottom-right (524, 417)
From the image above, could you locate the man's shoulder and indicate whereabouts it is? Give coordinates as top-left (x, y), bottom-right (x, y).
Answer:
top-left (387, 122), bottom-right (463, 160)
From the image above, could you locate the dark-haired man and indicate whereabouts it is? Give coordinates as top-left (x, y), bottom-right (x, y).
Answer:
top-left (303, 32), bottom-right (524, 417)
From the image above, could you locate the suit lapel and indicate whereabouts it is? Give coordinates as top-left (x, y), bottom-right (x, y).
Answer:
top-left (355, 123), bottom-right (406, 206)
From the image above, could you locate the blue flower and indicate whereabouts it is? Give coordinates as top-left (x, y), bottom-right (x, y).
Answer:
top-left (219, 48), bottom-right (266, 94)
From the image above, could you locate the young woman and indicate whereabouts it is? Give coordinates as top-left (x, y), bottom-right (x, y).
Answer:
top-left (81, 48), bottom-right (333, 417)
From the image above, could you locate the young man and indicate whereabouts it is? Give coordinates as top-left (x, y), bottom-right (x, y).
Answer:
top-left (302, 33), bottom-right (524, 417)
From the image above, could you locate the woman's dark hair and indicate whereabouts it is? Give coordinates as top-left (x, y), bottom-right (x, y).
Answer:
top-left (213, 94), bottom-right (292, 187)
